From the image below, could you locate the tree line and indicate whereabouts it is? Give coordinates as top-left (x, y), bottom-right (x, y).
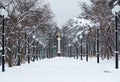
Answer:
top-left (0, 0), bottom-right (59, 67)
top-left (61, 0), bottom-right (120, 60)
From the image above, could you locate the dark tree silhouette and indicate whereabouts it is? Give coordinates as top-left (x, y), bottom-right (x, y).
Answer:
top-left (109, 0), bottom-right (120, 8)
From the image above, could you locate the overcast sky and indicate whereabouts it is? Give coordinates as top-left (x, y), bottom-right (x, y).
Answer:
top-left (47, 0), bottom-right (90, 27)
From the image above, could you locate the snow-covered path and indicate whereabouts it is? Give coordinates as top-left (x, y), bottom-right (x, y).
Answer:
top-left (0, 57), bottom-right (120, 82)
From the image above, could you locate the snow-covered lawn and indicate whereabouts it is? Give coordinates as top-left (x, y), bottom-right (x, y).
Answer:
top-left (0, 57), bottom-right (120, 82)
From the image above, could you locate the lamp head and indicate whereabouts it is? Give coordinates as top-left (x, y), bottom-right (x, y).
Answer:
top-left (0, 8), bottom-right (8, 18)
top-left (112, 4), bottom-right (120, 15)
top-left (110, 0), bottom-right (120, 15)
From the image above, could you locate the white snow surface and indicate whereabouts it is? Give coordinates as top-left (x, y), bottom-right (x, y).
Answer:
top-left (0, 57), bottom-right (120, 82)
top-left (0, 8), bottom-right (8, 18)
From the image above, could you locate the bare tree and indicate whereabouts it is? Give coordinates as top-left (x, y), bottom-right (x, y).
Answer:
top-left (79, 0), bottom-right (120, 59)
top-left (0, 0), bottom-right (55, 67)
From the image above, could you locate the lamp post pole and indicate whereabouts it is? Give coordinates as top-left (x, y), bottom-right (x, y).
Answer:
top-left (17, 32), bottom-right (21, 66)
top-left (96, 26), bottom-right (100, 63)
top-left (110, 0), bottom-right (120, 69)
top-left (115, 12), bottom-right (119, 69)
top-left (80, 38), bottom-right (83, 60)
top-left (84, 30), bottom-right (89, 62)
top-left (86, 36), bottom-right (88, 62)
top-left (27, 36), bottom-right (30, 64)
top-left (70, 45), bottom-right (72, 57)
top-left (2, 15), bottom-right (5, 72)
top-left (95, 22), bottom-right (100, 63)
top-left (0, 5), bottom-right (8, 72)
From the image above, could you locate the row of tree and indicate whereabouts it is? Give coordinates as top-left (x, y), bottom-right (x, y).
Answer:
top-left (0, 0), bottom-right (119, 68)
top-left (61, 0), bottom-right (120, 60)
top-left (0, 0), bottom-right (59, 67)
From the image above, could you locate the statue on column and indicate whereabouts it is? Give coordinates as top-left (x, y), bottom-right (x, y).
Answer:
top-left (56, 32), bottom-right (61, 56)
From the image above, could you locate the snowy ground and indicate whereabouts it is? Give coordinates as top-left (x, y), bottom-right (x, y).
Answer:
top-left (0, 57), bottom-right (120, 82)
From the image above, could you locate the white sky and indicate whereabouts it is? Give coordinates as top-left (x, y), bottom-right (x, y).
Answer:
top-left (47, 0), bottom-right (91, 27)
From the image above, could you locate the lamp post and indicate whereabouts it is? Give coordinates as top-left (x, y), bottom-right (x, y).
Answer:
top-left (70, 45), bottom-right (72, 57)
top-left (86, 40), bottom-right (88, 62)
top-left (0, 6), bottom-right (8, 72)
top-left (68, 44), bottom-right (72, 57)
top-left (17, 33), bottom-right (21, 66)
top-left (24, 28), bottom-right (30, 64)
top-left (2, 15), bottom-right (5, 71)
top-left (80, 35), bottom-right (83, 60)
top-left (95, 22), bottom-right (100, 63)
top-left (84, 30), bottom-right (89, 62)
top-left (111, 2), bottom-right (120, 69)
top-left (27, 36), bottom-right (30, 64)
top-left (16, 25), bottom-right (23, 66)
top-left (115, 12), bottom-right (119, 69)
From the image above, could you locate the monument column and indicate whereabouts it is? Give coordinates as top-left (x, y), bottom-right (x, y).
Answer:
top-left (57, 32), bottom-right (61, 56)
